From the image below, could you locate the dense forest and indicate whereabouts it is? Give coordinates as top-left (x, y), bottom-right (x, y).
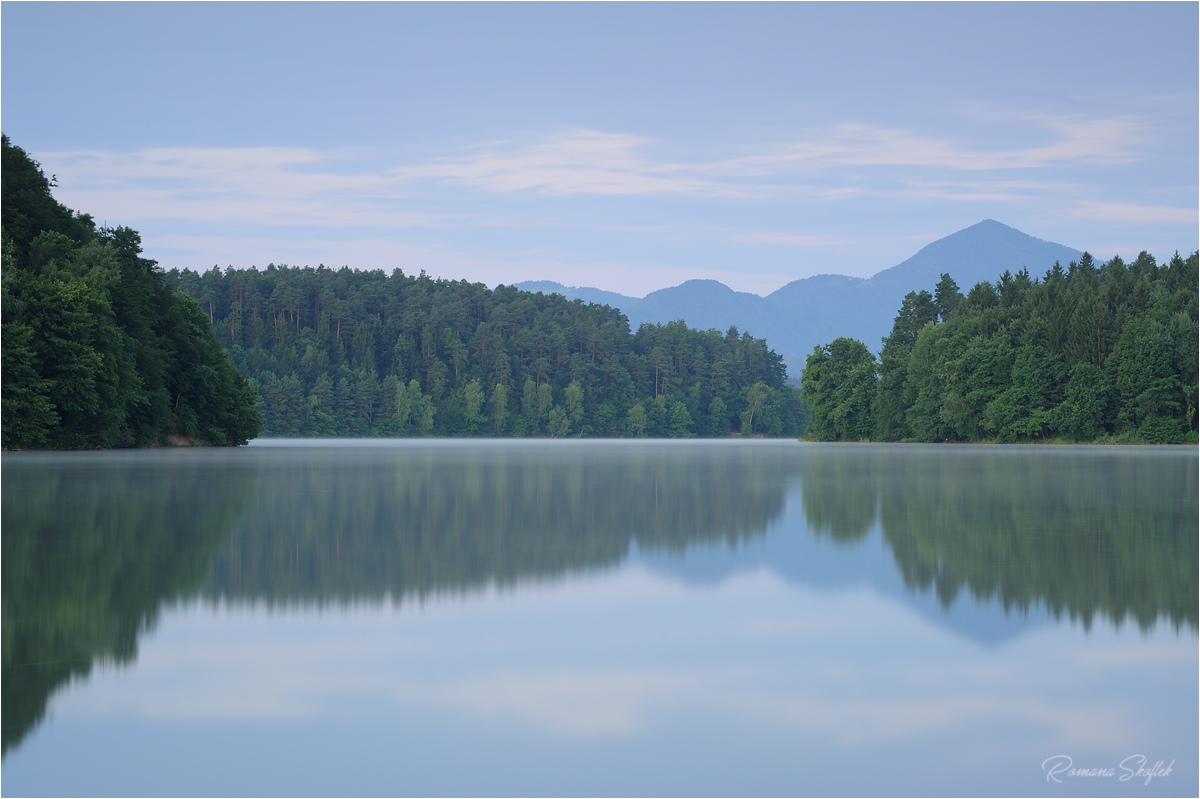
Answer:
top-left (801, 252), bottom-right (1199, 443)
top-left (168, 265), bottom-right (807, 438)
top-left (1, 135), bottom-right (259, 449)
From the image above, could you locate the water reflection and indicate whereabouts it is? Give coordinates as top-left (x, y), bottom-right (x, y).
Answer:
top-left (206, 442), bottom-right (792, 606)
top-left (1, 452), bottom-right (257, 754)
top-left (800, 445), bottom-right (1198, 632)
top-left (2, 441), bottom-right (1195, 764)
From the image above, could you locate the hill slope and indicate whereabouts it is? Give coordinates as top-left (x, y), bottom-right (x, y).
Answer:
top-left (511, 280), bottom-right (638, 310)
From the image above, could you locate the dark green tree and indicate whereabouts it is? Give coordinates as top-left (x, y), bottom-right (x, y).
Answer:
top-left (817, 248), bottom-right (1197, 444)
top-left (875, 289), bottom-right (939, 440)
top-left (1, 135), bottom-right (259, 449)
top-left (162, 265), bottom-right (802, 438)
top-left (801, 338), bottom-right (878, 441)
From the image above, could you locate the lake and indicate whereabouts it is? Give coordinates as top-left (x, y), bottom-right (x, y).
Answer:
top-left (2, 440), bottom-right (1196, 797)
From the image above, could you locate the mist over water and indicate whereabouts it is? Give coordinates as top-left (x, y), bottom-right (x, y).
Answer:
top-left (3, 441), bottom-right (1196, 796)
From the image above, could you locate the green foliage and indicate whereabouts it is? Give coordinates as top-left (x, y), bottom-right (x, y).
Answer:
top-left (0, 135), bottom-right (95, 258)
top-left (168, 266), bottom-right (804, 438)
top-left (806, 249), bottom-right (1198, 443)
top-left (982, 344), bottom-right (1064, 442)
top-left (934, 273), bottom-right (962, 321)
top-left (801, 338), bottom-right (878, 441)
top-left (463, 378), bottom-right (485, 434)
top-left (874, 288), bottom-right (943, 440)
top-left (489, 382), bottom-right (509, 435)
top-left (1051, 362), bottom-right (1112, 441)
top-left (1, 135), bottom-right (258, 449)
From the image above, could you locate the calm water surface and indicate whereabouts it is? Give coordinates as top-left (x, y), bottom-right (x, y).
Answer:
top-left (2, 441), bottom-right (1196, 796)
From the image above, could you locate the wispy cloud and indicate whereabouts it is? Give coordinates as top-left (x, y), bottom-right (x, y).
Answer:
top-left (385, 117), bottom-right (1145, 197)
top-left (720, 116), bottom-right (1143, 175)
top-left (60, 570), bottom-right (1169, 752)
top-left (735, 233), bottom-right (843, 247)
top-left (395, 131), bottom-right (732, 197)
top-left (1068, 200), bottom-right (1197, 225)
top-left (33, 114), bottom-right (1192, 292)
top-left (43, 114), bottom-right (1149, 219)
top-left (46, 147), bottom-right (447, 227)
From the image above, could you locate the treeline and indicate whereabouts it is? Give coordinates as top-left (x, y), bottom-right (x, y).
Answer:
top-left (0, 135), bottom-right (259, 449)
top-left (168, 265), bottom-right (807, 437)
top-left (802, 251), bottom-right (1199, 443)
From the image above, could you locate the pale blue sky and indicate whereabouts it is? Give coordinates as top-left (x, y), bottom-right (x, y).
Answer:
top-left (3, 2), bottom-right (1196, 295)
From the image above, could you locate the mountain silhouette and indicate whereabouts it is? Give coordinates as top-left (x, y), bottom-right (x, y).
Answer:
top-left (515, 220), bottom-right (1083, 374)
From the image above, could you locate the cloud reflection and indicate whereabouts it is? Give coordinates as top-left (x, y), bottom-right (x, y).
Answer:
top-left (57, 568), bottom-right (1177, 753)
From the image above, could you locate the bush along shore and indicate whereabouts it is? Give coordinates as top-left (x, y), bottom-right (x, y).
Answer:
top-left (801, 255), bottom-right (1199, 444)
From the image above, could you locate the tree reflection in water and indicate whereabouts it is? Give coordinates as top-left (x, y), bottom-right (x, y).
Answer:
top-left (800, 445), bottom-right (1197, 632)
top-left (2, 451), bottom-right (257, 755)
top-left (3, 442), bottom-right (1195, 757)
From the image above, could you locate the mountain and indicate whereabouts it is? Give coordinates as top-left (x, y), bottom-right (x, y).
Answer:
top-left (511, 280), bottom-right (640, 310)
top-left (517, 220), bottom-right (1084, 375)
top-left (764, 220), bottom-right (1084, 366)
top-left (869, 219), bottom-right (1085, 293)
top-left (626, 280), bottom-right (824, 360)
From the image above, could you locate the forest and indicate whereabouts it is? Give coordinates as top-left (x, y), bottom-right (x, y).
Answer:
top-left (167, 265), bottom-right (807, 438)
top-left (1, 135), bottom-right (259, 449)
top-left (801, 252), bottom-right (1199, 443)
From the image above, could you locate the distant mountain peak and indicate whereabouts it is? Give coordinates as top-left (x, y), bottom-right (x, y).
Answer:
top-left (513, 221), bottom-right (1085, 374)
top-left (642, 279), bottom-right (747, 301)
top-left (512, 280), bottom-right (642, 308)
top-left (868, 219), bottom-right (1082, 287)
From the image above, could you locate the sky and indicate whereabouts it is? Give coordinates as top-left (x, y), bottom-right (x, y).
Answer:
top-left (3, 2), bottom-right (1196, 297)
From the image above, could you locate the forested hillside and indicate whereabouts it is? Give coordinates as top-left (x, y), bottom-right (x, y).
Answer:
top-left (168, 266), bottom-right (806, 438)
top-left (802, 251), bottom-right (1199, 443)
top-left (1, 135), bottom-right (259, 449)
